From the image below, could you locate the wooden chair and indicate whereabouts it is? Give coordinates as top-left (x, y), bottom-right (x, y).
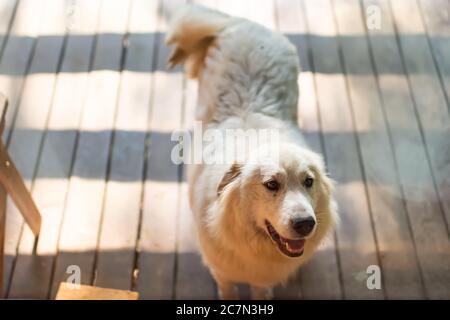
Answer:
top-left (0, 93), bottom-right (42, 297)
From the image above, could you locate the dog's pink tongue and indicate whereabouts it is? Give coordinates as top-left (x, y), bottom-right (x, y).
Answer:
top-left (286, 239), bottom-right (305, 250)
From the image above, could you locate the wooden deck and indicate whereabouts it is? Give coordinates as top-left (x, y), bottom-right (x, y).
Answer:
top-left (0, 0), bottom-right (449, 299)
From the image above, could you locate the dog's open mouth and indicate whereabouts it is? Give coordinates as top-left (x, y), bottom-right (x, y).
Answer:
top-left (265, 220), bottom-right (305, 258)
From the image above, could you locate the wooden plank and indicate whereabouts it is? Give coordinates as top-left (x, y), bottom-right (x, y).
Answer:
top-left (0, 0), bottom-right (18, 59)
top-left (302, 0), bottom-right (382, 299)
top-left (56, 282), bottom-right (139, 300)
top-left (245, 0), bottom-right (274, 29)
top-left (418, 0), bottom-right (450, 110)
top-left (174, 75), bottom-right (216, 299)
top-left (175, 183), bottom-right (217, 299)
top-left (49, 0), bottom-right (132, 299)
top-left (0, 0), bottom-right (47, 296)
top-left (7, 0), bottom-right (103, 299)
top-left (274, 0), bottom-right (342, 300)
top-left (0, 94), bottom-right (6, 297)
top-left (94, 0), bottom-right (158, 291)
top-left (0, 0), bottom-right (46, 142)
top-left (333, 0), bottom-right (424, 299)
top-left (135, 0), bottom-right (184, 300)
top-left (364, 0), bottom-right (450, 299)
top-left (390, 0), bottom-right (450, 236)
top-left (0, 185), bottom-right (5, 298)
top-left (217, 0), bottom-right (246, 18)
top-left (2, 0), bottom-right (67, 298)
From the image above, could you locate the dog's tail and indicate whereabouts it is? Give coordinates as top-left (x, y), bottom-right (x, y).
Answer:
top-left (165, 4), bottom-right (231, 78)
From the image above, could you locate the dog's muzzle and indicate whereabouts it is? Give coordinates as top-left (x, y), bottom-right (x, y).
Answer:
top-left (265, 220), bottom-right (305, 258)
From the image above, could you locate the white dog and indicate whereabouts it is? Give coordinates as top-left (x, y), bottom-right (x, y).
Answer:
top-left (166, 5), bottom-right (338, 300)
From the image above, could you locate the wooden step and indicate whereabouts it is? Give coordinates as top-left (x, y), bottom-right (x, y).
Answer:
top-left (55, 283), bottom-right (139, 300)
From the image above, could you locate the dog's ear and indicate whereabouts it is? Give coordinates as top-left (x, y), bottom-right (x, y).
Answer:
top-left (310, 162), bottom-right (334, 198)
top-left (311, 163), bottom-right (337, 217)
top-left (217, 163), bottom-right (243, 196)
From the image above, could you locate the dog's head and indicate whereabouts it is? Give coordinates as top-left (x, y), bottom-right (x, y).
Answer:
top-left (216, 143), bottom-right (337, 258)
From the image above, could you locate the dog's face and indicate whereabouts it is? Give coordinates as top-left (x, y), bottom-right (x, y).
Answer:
top-left (217, 143), bottom-right (336, 258)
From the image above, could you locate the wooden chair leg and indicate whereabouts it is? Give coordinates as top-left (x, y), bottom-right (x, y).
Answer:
top-left (0, 142), bottom-right (41, 236)
top-left (0, 184), bottom-right (6, 298)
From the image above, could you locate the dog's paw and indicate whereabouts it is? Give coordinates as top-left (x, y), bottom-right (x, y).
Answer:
top-left (250, 286), bottom-right (273, 300)
top-left (218, 285), bottom-right (239, 300)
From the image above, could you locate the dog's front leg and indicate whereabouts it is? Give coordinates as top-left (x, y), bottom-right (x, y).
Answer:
top-left (213, 273), bottom-right (238, 300)
top-left (250, 286), bottom-right (273, 300)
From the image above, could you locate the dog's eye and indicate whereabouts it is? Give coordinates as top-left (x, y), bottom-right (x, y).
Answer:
top-left (304, 177), bottom-right (314, 188)
top-left (264, 180), bottom-right (280, 191)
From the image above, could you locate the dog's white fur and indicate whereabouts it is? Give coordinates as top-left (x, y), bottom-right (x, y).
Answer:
top-left (166, 5), bottom-right (338, 299)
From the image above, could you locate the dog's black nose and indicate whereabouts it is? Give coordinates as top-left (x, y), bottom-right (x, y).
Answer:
top-left (292, 216), bottom-right (316, 237)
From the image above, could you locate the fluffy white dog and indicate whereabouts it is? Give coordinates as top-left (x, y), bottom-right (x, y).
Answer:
top-left (166, 5), bottom-right (338, 300)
